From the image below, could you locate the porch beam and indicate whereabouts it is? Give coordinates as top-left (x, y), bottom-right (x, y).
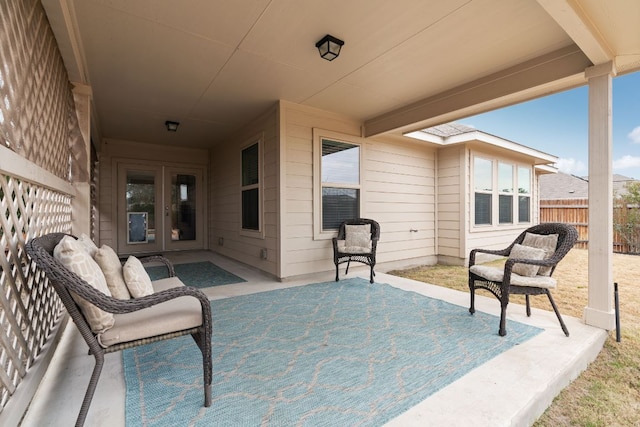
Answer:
top-left (536, 0), bottom-right (614, 65)
top-left (584, 61), bottom-right (616, 330)
top-left (363, 45), bottom-right (591, 138)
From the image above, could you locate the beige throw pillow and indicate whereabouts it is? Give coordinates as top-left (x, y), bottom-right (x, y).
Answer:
top-left (344, 224), bottom-right (372, 252)
top-left (508, 243), bottom-right (547, 277)
top-left (77, 233), bottom-right (99, 257)
top-left (53, 236), bottom-right (115, 334)
top-left (123, 256), bottom-right (154, 298)
top-left (94, 245), bottom-right (131, 300)
top-left (522, 232), bottom-right (558, 276)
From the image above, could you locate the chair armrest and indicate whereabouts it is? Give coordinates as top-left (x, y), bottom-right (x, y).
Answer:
top-left (138, 255), bottom-right (175, 277)
top-left (469, 247), bottom-right (510, 266)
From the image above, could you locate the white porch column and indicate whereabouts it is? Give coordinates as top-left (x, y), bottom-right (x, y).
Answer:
top-left (584, 62), bottom-right (616, 330)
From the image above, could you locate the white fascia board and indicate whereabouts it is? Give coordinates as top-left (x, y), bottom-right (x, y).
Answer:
top-left (402, 130), bottom-right (445, 144)
top-left (535, 164), bottom-right (558, 174)
top-left (445, 131), bottom-right (558, 164)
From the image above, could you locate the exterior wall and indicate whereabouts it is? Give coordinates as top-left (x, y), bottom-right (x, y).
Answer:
top-left (210, 105), bottom-right (279, 277)
top-left (436, 145), bottom-right (465, 264)
top-left (98, 139), bottom-right (209, 250)
top-left (464, 145), bottom-right (542, 265)
top-left (279, 101), bottom-right (437, 280)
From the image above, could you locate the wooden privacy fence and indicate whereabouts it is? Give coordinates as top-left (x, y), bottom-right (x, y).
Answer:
top-left (540, 198), bottom-right (640, 254)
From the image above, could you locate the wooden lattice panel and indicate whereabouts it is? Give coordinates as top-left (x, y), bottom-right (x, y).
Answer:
top-left (0, 173), bottom-right (71, 410)
top-left (0, 0), bottom-right (73, 180)
top-left (0, 0), bottom-right (76, 416)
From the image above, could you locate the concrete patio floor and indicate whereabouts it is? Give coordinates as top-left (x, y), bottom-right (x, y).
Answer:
top-left (20, 251), bottom-right (607, 427)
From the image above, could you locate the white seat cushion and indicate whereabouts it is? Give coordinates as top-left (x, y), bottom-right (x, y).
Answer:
top-left (336, 239), bottom-right (371, 254)
top-left (98, 277), bottom-right (203, 347)
top-left (470, 265), bottom-right (557, 289)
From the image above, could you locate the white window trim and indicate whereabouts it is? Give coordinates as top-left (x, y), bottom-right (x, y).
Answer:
top-left (471, 153), bottom-right (532, 231)
top-left (239, 133), bottom-right (264, 239)
top-left (312, 128), bottom-right (364, 240)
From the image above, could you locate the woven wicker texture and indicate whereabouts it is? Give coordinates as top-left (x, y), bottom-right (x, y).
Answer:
top-left (26, 233), bottom-right (212, 426)
top-left (468, 223), bottom-right (578, 337)
top-left (332, 218), bottom-right (380, 283)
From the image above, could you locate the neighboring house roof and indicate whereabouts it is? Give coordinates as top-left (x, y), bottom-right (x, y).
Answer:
top-left (539, 172), bottom-right (589, 200)
top-left (407, 122), bottom-right (558, 168)
top-left (613, 174), bottom-right (638, 196)
top-left (540, 172), bottom-right (640, 200)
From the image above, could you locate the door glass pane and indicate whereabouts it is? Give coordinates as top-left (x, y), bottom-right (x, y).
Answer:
top-left (126, 171), bottom-right (156, 243)
top-left (171, 174), bottom-right (197, 241)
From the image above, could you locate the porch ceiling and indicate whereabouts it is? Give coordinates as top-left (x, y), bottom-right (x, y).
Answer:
top-left (43, 0), bottom-right (640, 149)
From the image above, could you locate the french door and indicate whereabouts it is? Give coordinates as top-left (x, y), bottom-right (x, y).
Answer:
top-left (117, 163), bottom-right (204, 254)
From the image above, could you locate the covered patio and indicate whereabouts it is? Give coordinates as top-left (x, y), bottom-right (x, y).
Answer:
top-left (20, 254), bottom-right (606, 427)
top-left (1, 0), bottom-right (639, 425)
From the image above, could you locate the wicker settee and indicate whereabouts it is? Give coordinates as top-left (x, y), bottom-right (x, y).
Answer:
top-left (26, 233), bottom-right (212, 426)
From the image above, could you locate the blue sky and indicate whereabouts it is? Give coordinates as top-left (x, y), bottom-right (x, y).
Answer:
top-left (462, 71), bottom-right (640, 179)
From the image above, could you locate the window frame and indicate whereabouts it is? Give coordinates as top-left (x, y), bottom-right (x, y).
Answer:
top-left (313, 129), bottom-right (364, 240)
top-left (471, 153), bottom-right (532, 230)
top-left (239, 134), bottom-right (264, 238)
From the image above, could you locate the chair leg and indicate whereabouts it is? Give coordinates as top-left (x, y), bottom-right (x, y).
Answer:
top-left (76, 352), bottom-right (104, 427)
top-left (499, 302), bottom-right (508, 336)
top-left (193, 325), bottom-right (213, 407)
top-left (369, 265), bottom-right (374, 283)
top-left (468, 278), bottom-right (476, 315)
top-left (546, 290), bottom-right (570, 337)
top-left (335, 263), bottom-right (339, 282)
top-left (525, 295), bottom-right (531, 317)
top-left (345, 259), bottom-right (351, 275)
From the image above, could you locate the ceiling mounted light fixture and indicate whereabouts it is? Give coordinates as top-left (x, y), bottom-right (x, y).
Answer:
top-left (315, 34), bottom-right (344, 61)
top-left (165, 120), bottom-right (180, 132)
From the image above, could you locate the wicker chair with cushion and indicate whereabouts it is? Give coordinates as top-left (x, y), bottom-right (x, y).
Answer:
top-left (332, 218), bottom-right (380, 283)
top-left (26, 233), bottom-right (212, 427)
top-left (468, 223), bottom-right (578, 337)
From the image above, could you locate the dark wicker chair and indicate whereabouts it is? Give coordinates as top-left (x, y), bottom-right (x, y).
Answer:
top-left (332, 218), bottom-right (380, 283)
top-left (468, 223), bottom-right (578, 337)
top-left (26, 233), bottom-right (212, 427)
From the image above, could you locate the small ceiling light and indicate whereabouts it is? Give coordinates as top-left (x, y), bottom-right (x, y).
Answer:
top-left (165, 120), bottom-right (180, 132)
top-left (315, 34), bottom-right (344, 61)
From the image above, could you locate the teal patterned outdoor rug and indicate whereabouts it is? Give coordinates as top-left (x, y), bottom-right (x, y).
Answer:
top-left (123, 278), bottom-right (542, 426)
top-left (145, 261), bottom-right (246, 288)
